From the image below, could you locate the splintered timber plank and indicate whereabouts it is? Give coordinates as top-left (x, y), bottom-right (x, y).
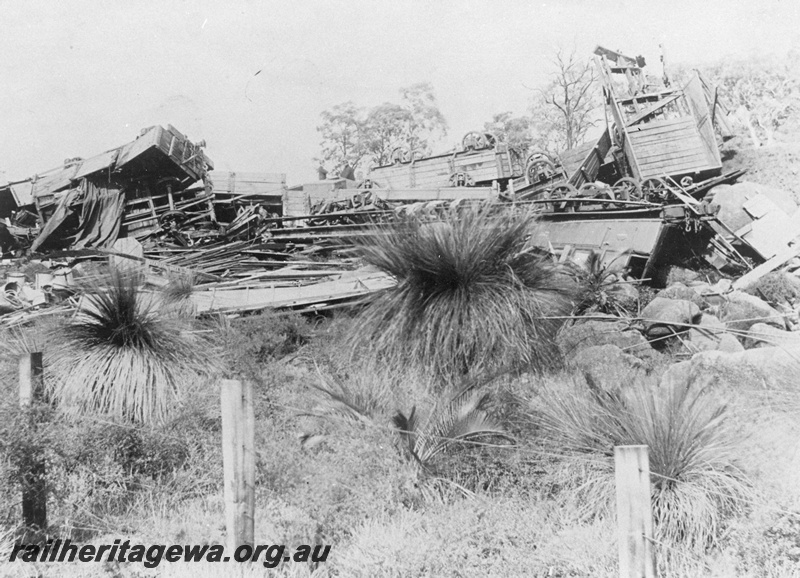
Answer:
top-left (191, 269), bottom-right (396, 313)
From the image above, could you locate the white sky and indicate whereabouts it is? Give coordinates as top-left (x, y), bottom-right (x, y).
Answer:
top-left (2, 0), bottom-right (799, 185)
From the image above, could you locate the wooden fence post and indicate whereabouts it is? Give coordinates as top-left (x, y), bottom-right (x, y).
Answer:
top-left (19, 352), bottom-right (47, 540)
top-left (614, 445), bottom-right (656, 578)
top-left (221, 379), bottom-right (255, 552)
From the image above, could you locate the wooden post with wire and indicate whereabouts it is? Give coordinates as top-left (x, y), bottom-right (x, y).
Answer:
top-left (221, 379), bottom-right (255, 552)
top-left (19, 352), bottom-right (47, 540)
top-left (614, 445), bottom-right (656, 578)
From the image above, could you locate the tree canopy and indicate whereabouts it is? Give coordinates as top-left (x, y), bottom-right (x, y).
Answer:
top-left (316, 83), bottom-right (448, 176)
top-left (483, 112), bottom-right (535, 165)
top-left (530, 47), bottom-right (601, 154)
top-left (698, 56), bottom-right (800, 148)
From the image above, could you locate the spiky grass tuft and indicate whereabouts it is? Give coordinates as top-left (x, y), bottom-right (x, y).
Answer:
top-left (353, 206), bottom-right (577, 382)
top-left (533, 372), bottom-right (752, 551)
top-left (570, 250), bottom-right (637, 316)
top-left (163, 272), bottom-right (196, 303)
top-left (47, 269), bottom-right (215, 424)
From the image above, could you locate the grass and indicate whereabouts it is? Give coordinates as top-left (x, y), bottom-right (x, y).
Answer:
top-left (45, 268), bottom-right (216, 424)
top-left (352, 205), bottom-right (577, 383)
top-left (531, 370), bottom-right (752, 552)
top-left (744, 271), bottom-right (800, 305)
top-left (2, 281), bottom-right (799, 577)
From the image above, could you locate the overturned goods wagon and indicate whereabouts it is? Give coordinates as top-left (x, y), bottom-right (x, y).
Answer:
top-left (513, 46), bottom-right (738, 210)
top-left (368, 132), bottom-right (523, 190)
top-left (0, 125), bottom-right (213, 254)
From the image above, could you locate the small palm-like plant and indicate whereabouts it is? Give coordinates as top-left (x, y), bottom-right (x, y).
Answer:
top-left (306, 368), bottom-right (393, 425)
top-left (534, 372), bottom-right (751, 551)
top-left (393, 391), bottom-right (511, 497)
top-left (47, 269), bottom-right (214, 424)
top-left (571, 250), bottom-right (637, 316)
top-left (353, 206), bottom-right (577, 382)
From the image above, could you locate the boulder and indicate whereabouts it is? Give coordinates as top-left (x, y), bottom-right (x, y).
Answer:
top-left (660, 344), bottom-right (800, 390)
top-left (573, 344), bottom-right (649, 393)
top-left (557, 316), bottom-right (651, 356)
top-left (743, 322), bottom-right (800, 349)
top-left (717, 333), bottom-right (745, 353)
top-left (640, 297), bottom-right (701, 340)
top-left (665, 266), bottom-right (703, 286)
top-left (658, 282), bottom-right (707, 308)
top-left (706, 181), bottom-right (798, 233)
top-left (687, 314), bottom-right (727, 352)
top-left (720, 291), bottom-right (786, 331)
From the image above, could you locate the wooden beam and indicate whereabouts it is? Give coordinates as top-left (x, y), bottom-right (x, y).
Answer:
top-left (615, 445), bottom-right (656, 578)
top-left (19, 352), bottom-right (47, 542)
top-left (733, 242), bottom-right (800, 290)
top-left (626, 95), bottom-right (681, 127)
top-left (221, 379), bottom-right (255, 552)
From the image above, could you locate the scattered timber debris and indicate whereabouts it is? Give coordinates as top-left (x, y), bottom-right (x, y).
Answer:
top-left (3, 45), bottom-right (800, 325)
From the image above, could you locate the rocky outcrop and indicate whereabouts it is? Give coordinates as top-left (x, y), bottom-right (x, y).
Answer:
top-left (706, 181), bottom-right (798, 233)
top-left (661, 345), bottom-right (800, 389)
top-left (640, 297), bottom-right (701, 340)
top-left (743, 322), bottom-right (800, 349)
top-left (558, 316), bottom-right (650, 355)
top-left (657, 282), bottom-right (707, 308)
top-left (720, 291), bottom-right (786, 331)
top-left (573, 344), bottom-right (649, 393)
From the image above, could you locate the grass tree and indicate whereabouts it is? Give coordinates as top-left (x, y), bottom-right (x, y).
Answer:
top-left (47, 269), bottom-right (214, 424)
top-left (533, 371), bottom-right (751, 552)
top-left (353, 205), bottom-right (577, 383)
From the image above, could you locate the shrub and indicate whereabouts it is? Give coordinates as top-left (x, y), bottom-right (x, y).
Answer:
top-left (745, 271), bottom-right (800, 305)
top-left (202, 310), bottom-right (312, 388)
top-left (352, 206), bottom-right (577, 383)
top-left (532, 371), bottom-right (751, 551)
top-left (46, 269), bottom-right (215, 424)
top-left (570, 250), bottom-right (639, 316)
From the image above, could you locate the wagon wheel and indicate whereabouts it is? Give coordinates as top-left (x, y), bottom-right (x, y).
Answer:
top-left (391, 147), bottom-right (410, 164)
top-left (641, 177), bottom-right (670, 203)
top-left (449, 171), bottom-right (475, 187)
top-left (482, 132), bottom-right (498, 149)
top-left (613, 177), bottom-right (642, 203)
top-left (578, 183), bottom-right (602, 197)
top-left (547, 183), bottom-right (578, 212)
top-left (581, 182), bottom-right (616, 210)
top-left (525, 154), bottom-right (557, 186)
top-left (158, 209), bottom-right (188, 227)
top-left (462, 131), bottom-right (487, 151)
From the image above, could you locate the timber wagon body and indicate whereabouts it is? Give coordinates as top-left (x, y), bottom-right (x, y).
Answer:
top-left (368, 132), bottom-right (523, 190)
top-left (513, 46), bottom-right (738, 212)
top-left (594, 46), bottom-right (722, 190)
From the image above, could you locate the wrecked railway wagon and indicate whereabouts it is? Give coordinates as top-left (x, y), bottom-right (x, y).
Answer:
top-left (367, 132), bottom-right (523, 190)
top-left (513, 46), bottom-right (738, 210)
top-left (0, 125), bottom-right (213, 254)
top-left (593, 46), bottom-right (724, 196)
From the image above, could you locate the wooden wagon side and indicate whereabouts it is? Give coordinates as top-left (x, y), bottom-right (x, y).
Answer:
top-left (368, 141), bottom-right (520, 189)
top-left (594, 46), bottom-right (722, 185)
